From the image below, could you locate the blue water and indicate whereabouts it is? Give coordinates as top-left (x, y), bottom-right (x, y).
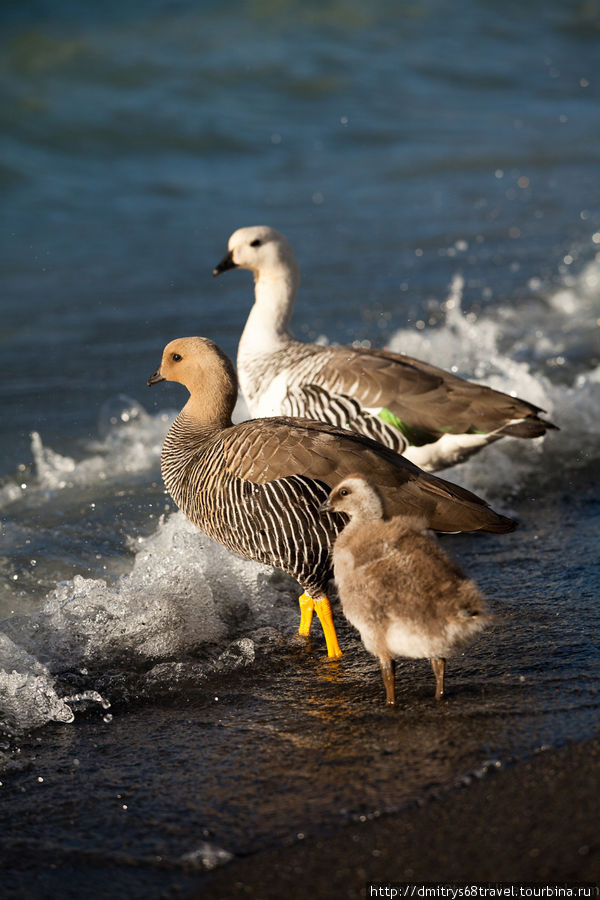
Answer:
top-left (1, 1), bottom-right (600, 894)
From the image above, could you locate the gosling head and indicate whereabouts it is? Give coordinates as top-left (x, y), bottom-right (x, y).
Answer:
top-left (147, 336), bottom-right (237, 425)
top-left (212, 225), bottom-right (298, 282)
top-left (322, 475), bottom-right (385, 522)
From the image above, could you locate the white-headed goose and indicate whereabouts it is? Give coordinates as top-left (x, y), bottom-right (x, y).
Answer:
top-left (213, 225), bottom-right (556, 472)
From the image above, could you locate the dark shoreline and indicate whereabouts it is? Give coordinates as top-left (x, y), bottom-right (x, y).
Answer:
top-left (198, 734), bottom-right (600, 899)
top-left (0, 687), bottom-right (598, 900)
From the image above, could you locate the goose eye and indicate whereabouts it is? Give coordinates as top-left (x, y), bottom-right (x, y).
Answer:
top-left (172, 352), bottom-right (182, 362)
top-left (250, 238), bottom-right (262, 247)
top-left (339, 488), bottom-right (349, 497)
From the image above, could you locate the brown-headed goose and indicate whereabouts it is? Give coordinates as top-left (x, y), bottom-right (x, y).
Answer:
top-left (213, 225), bottom-right (556, 472)
top-left (148, 337), bottom-right (513, 661)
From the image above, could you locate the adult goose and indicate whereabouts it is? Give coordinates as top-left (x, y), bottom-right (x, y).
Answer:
top-left (148, 336), bottom-right (515, 660)
top-left (213, 226), bottom-right (556, 472)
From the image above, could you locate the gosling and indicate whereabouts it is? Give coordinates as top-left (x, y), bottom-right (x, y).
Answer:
top-left (323, 474), bottom-right (490, 704)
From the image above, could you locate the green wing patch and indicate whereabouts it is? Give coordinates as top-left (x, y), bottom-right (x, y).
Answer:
top-left (377, 407), bottom-right (437, 446)
top-left (377, 407), bottom-right (490, 444)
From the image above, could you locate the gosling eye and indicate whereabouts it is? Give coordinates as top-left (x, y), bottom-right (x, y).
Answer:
top-left (250, 238), bottom-right (262, 247)
top-left (171, 352), bottom-right (182, 362)
top-left (339, 488), bottom-right (349, 497)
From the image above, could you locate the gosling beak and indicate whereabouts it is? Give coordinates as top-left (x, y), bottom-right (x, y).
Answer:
top-left (212, 249), bottom-right (237, 276)
top-left (319, 499), bottom-right (333, 514)
top-left (147, 367), bottom-right (165, 387)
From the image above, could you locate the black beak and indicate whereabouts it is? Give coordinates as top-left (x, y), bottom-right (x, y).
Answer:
top-left (212, 249), bottom-right (237, 277)
top-left (147, 368), bottom-right (165, 387)
top-left (319, 499), bottom-right (333, 514)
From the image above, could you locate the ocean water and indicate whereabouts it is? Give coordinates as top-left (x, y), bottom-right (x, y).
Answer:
top-left (1, 1), bottom-right (600, 893)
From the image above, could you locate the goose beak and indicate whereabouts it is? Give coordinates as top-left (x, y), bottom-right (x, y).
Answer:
top-left (147, 367), bottom-right (165, 387)
top-left (212, 250), bottom-right (237, 276)
top-left (319, 499), bottom-right (333, 514)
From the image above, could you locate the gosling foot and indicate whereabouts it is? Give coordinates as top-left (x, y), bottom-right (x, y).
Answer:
top-left (380, 658), bottom-right (396, 706)
top-left (431, 657), bottom-right (446, 701)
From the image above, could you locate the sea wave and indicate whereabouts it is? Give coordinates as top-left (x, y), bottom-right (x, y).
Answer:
top-left (0, 509), bottom-right (295, 740)
top-left (1, 256), bottom-right (598, 740)
top-left (0, 395), bottom-right (171, 512)
top-left (386, 258), bottom-right (600, 498)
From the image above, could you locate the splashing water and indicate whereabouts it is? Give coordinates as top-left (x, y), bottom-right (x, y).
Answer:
top-left (387, 264), bottom-right (600, 499)
top-left (2, 254), bottom-right (600, 739)
top-left (0, 507), bottom-right (295, 737)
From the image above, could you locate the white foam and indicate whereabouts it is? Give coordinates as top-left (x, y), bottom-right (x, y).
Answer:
top-left (0, 397), bottom-right (172, 513)
top-left (386, 267), bottom-right (600, 498)
top-left (0, 511), bottom-right (296, 737)
top-left (179, 841), bottom-right (234, 871)
top-left (1, 393), bottom-right (251, 513)
top-left (0, 633), bottom-right (75, 734)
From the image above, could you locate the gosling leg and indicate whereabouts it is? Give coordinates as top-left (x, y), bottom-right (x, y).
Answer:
top-left (297, 592), bottom-right (315, 636)
top-left (313, 595), bottom-right (343, 659)
top-left (380, 658), bottom-right (396, 706)
top-left (431, 657), bottom-right (446, 701)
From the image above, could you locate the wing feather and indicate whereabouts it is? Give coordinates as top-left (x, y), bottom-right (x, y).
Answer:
top-left (308, 345), bottom-right (552, 436)
top-left (221, 418), bottom-right (516, 534)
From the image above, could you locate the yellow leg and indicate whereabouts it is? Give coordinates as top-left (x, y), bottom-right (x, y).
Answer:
top-left (298, 592), bottom-right (314, 636)
top-left (314, 596), bottom-right (343, 660)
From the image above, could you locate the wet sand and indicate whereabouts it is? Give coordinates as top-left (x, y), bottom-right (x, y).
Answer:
top-left (0, 657), bottom-right (598, 900)
top-left (200, 734), bottom-right (600, 898)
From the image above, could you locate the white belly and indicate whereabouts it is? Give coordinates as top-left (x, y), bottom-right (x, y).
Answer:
top-left (385, 620), bottom-right (442, 659)
top-left (245, 370), bottom-right (291, 418)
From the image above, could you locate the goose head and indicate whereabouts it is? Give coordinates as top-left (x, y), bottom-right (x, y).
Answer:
top-left (148, 336), bottom-right (238, 426)
top-left (213, 225), bottom-right (299, 285)
top-left (322, 475), bottom-right (385, 522)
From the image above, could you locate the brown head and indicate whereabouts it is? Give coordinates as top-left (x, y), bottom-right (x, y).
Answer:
top-left (147, 336), bottom-right (238, 427)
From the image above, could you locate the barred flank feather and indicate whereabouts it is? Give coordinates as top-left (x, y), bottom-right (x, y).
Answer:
top-left (162, 412), bottom-right (345, 595)
top-left (284, 383), bottom-right (408, 454)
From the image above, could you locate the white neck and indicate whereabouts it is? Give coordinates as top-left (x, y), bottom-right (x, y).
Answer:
top-left (238, 263), bottom-right (299, 362)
